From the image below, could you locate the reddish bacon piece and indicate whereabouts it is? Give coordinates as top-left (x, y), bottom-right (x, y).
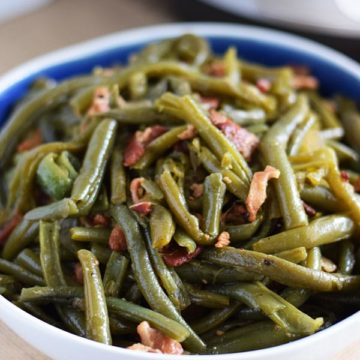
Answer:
top-left (200, 96), bottom-right (220, 110)
top-left (303, 201), bottom-right (317, 218)
top-left (109, 225), bottom-right (127, 252)
top-left (292, 75), bottom-right (318, 90)
top-left (215, 232), bottom-right (230, 248)
top-left (0, 212), bottom-right (22, 245)
top-left (123, 125), bottom-right (167, 167)
top-left (73, 263), bottom-right (83, 285)
top-left (209, 110), bottom-right (260, 161)
top-left (128, 321), bottom-right (183, 355)
top-left (190, 183), bottom-right (204, 199)
top-left (256, 78), bottom-right (272, 93)
top-left (340, 171), bottom-right (350, 182)
top-left (246, 166), bottom-right (280, 222)
top-left (91, 214), bottom-right (110, 227)
top-left (87, 87), bottom-right (111, 115)
top-left (129, 201), bottom-right (153, 216)
top-left (130, 177), bottom-right (145, 204)
top-left (162, 245), bottom-right (202, 267)
top-left (17, 129), bottom-right (42, 153)
top-left (127, 344), bottom-right (161, 353)
top-left (178, 125), bottom-right (197, 141)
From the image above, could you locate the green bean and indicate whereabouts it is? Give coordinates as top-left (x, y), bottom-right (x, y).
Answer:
top-left (300, 186), bottom-right (342, 213)
top-left (222, 105), bottom-right (266, 126)
top-left (2, 220), bottom-right (38, 260)
top-left (168, 76), bottom-right (191, 95)
top-left (338, 240), bottom-right (356, 275)
top-left (70, 227), bottom-right (111, 243)
top-left (203, 173), bottom-right (226, 241)
top-left (149, 204), bottom-right (175, 249)
top-left (125, 282), bottom-right (142, 304)
top-left (111, 205), bottom-right (205, 352)
top-left (208, 321), bottom-right (298, 354)
top-left (78, 249), bottom-right (112, 344)
top-left (260, 95), bottom-right (309, 229)
top-left (39, 221), bottom-right (66, 286)
top-left (128, 72), bottom-right (147, 99)
top-left (103, 252), bottom-right (129, 297)
top-left (175, 260), bottom-right (262, 284)
top-left (71, 119), bottom-right (117, 215)
top-left (253, 215), bottom-right (354, 253)
top-left (90, 243), bottom-right (111, 264)
top-left (0, 258), bottom-right (43, 285)
top-left (144, 228), bottom-right (190, 310)
top-left (110, 147), bottom-right (126, 205)
top-left (211, 282), bottom-right (323, 335)
top-left (201, 247), bottom-right (360, 292)
top-left (156, 93), bottom-right (252, 183)
top-left (224, 217), bottom-right (262, 243)
top-left (275, 247), bottom-right (307, 264)
top-left (133, 125), bottom-right (188, 169)
top-left (190, 302), bottom-right (241, 335)
top-left (159, 170), bottom-right (209, 244)
top-left (25, 198), bottom-right (79, 221)
top-left (15, 249), bottom-right (42, 276)
top-left (245, 123), bottom-right (269, 134)
top-left (173, 229), bottom-right (197, 253)
top-left (186, 283), bottom-right (230, 309)
top-left (327, 140), bottom-right (359, 163)
top-left (20, 286), bottom-right (83, 303)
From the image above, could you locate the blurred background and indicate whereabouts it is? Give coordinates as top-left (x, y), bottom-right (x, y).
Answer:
top-left (0, 0), bottom-right (359, 75)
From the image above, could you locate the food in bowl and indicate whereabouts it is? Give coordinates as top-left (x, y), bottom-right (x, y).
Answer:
top-left (0, 34), bottom-right (360, 355)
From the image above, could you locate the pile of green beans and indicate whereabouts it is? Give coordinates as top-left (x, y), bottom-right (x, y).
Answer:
top-left (1, 34), bottom-right (360, 355)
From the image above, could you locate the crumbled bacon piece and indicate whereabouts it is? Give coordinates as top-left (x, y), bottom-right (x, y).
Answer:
top-left (17, 129), bottom-right (42, 152)
top-left (109, 225), bottom-right (127, 252)
top-left (206, 61), bottom-right (225, 77)
top-left (340, 171), bottom-right (350, 182)
top-left (246, 166), bottom-right (280, 222)
top-left (128, 321), bottom-right (183, 355)
top-left (209, 110), bottom-right (260, 161)
top-left (178, 125), bottom-right (197, 141)
top-left (127, 344), bottom-right (161, 353)
top-left (91, 214), bottom-right (110, 227)
top-left (303, 201), bottom-right (317, 218)
top-left (215, 232), bottom-right (230, 248)
top-left (123, 125), bottom-right (167, 167)
top-left (200, 96), bottom-right (220, 110)
top-left (292, 74), bottom-right (318, 90)
top-left (130, 177), bottom-right (145, 204)
top-left (87, 87), bottom-right (111, 115)
top-left (190, 183), bottom-right (204, 198)
top-left (73, 262), bottom-right (83, 285)
top-left (0, 211), bottom-right (22, 245)
top-left (129, 201), bottom-right (153, 216)
top-left (256, 78), bottom-right (272, 93)
top-left (221, 203), bottom-right (247, 224)
top-left (162, 245), bottom-right (203, 267)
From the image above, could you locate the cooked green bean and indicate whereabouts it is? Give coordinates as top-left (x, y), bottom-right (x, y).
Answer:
top-left (70, 227), bottom-right (111, 243)
top-left (0, 259), bottom-right (44, 285)
top-left (149, 204), bottom-right (175, 249)
top-left (15, 249), bottom-right (42, 276)
top-left (110, 146), bottom-right (127, 205)
top-left (338, 240), bottom-right (356, 275)
top-left (103, 252), bottom-right (129, 297)
top-left (275, 247), bottom-right (307, 264)
top-left (224, 217), bottom-right (262, 243)
top-left (186, 283), bottom-right (230, 309)
top-left (300, 185), bottom-right (342, 213)
top-left (78, 249), bottom-right (112, 345)
top-left (173, 229), bottom-right (197, 253)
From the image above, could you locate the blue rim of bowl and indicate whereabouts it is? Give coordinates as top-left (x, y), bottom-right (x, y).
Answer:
top-left (0, 22), bottom-right (359, 359)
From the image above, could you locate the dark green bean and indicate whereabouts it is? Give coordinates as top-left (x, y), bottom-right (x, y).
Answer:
top-left (70, 227), bottom-right (111, 244)
top-left (110, 146), bottom-right (127, 205)
top-left (15, 248), bottom-right (42, 276)
top-left (103, 252), bottom-right (129, 297)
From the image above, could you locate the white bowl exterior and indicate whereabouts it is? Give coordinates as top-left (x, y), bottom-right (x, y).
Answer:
top-left (0, 23), bottom-right (360, 360)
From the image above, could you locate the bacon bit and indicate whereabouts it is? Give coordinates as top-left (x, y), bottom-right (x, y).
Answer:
top-left (190, 183), bottom-right (204, 198)
top-left (127, 344), bottom-right (161, 353)
top-left (209, 110), bottom-right (260, 161)
top-left (246, 166), bottom-right (280, 222)
top-left (108, 225), bottom-right (127, 252)
top-left (303, 201), bottom-right (317, 218)
top-left (123, 125), bottom-right (167, 167)
top-left (200, 96), bottom-right (220, 110)
top-left (256, 78), bottom-right (272, 93)
top-left (17, 129), bottom-right (42, 153)
top-left (221, 203), bottom-right (247, 224)
top-left (130, 177), bottom-right (145, 204)
top-left (129, 321), bottom-right (183, 355)
top-left (162, 245), bottom-right (203, 267)
top-left (292, 74), bottom-right (319, 90)
top-left (0, 211), bottom-right (22, 246)
top-left (215, 232), bottom-right (230, 248)
top-left (130, 201), bottom-right (153, 216)
top-left (178, 125), bottom-right (197, 141)
top-left (91, 214), bottom-right (110, 227)
top-left (206, 61), bottom-right (225, 77)
top-left (73, 263), bottom-right (83, 285)
top-left (340, 171), bottom-right (350, 182)
top-left (353, 177), bottom-right (360, 192)
top-left (87, 87), bottom-right (111, 115)
top-left (321, 257), bottom-right (337, 273)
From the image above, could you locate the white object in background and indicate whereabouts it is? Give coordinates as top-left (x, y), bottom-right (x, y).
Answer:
top-left (0, 0), bottom-right (52, 24)
top-left (200, 0), bottom-right (360, 37)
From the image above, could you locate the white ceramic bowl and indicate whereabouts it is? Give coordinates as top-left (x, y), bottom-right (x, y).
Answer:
top-left (0, 23), bottom-right (360, 360)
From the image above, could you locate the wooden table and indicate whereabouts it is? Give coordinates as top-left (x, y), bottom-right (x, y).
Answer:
top-left (0, 0), bottom-right (359, 358)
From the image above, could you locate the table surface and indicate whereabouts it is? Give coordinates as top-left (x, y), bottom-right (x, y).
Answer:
top-left (0, 0), bottom-right (359, 359)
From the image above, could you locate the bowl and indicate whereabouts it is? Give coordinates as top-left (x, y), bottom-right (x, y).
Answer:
top-left (0, 22), bottom-right (360, 360)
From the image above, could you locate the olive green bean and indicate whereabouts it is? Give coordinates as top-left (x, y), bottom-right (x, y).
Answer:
top-left (15, 248), bottom-right (42, 276)
top-left (103, 252), bottom-right (129, 297)
top-left (70, 227), bottom-right (111, 243)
